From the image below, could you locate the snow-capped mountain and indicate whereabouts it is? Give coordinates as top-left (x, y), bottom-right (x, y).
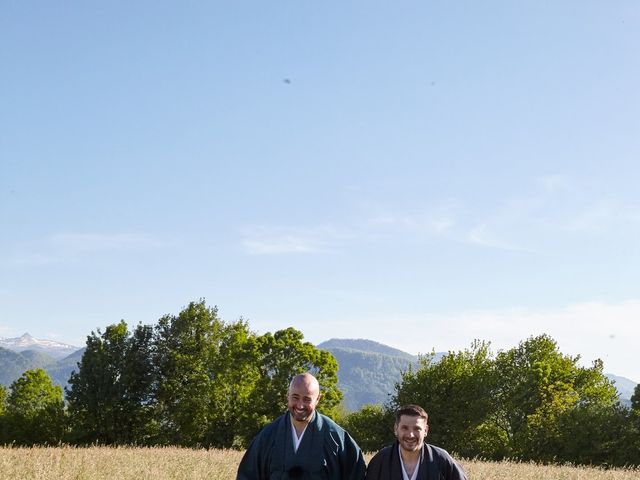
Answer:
top-left (0, 333), bottom-right (80, 360)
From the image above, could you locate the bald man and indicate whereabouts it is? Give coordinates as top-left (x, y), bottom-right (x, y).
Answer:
top-left (237, 373), bottom-right (366, 480)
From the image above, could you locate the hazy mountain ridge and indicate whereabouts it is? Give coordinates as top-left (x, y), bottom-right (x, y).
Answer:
top-left (318, 338), bottom-right (430, 411)
top-left (318, 338), bottom-right (418, 361)
top-left (0, 345), bottom-right (83, 389)
top-left (0, 333), bottom-right (79, 360)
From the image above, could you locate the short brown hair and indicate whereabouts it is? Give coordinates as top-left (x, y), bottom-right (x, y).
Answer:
top-left (395, 405), bottom-right (428, 424)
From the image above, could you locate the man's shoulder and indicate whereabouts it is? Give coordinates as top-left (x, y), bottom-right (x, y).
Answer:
top-left (316, 412), bottom-right (344, 432)
top-left (426, 443), bottom-right (454, 460)
top-left (372, 444), bottom-right (394, 456)
top-left (367, 443), bottom-right (395, 473)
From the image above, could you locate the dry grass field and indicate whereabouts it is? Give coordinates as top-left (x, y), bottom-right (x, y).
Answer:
top-left (0, 446), bottom-right (638, 480)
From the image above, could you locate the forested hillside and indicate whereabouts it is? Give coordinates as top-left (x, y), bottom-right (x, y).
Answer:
top-left (0, 346), bottom-right (83, 389)
top-left (318, 338), bottom-right (433, 410)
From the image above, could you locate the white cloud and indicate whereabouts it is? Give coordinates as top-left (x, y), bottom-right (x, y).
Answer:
top-left (536, 174), bottom-right (573, 193)
top-left (368, 212), bottom-right (455, 235)
top-left (467, 223), bottom-right (528, 251)
top-left (50, 233), bottom-right (163, 251)
top-left (6, 232), bottom-right (167, 267)
top-left (367, 300), bottom-right (640, 383)
top-left (241, 225), bottom-right (348, 255)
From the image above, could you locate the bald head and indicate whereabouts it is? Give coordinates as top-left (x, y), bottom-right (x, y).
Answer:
top-left (287, 373), bottom-right (321, 425)
top-left (289, 373), bottom-right (320, 394)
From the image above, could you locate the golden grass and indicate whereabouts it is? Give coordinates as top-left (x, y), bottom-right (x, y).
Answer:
top-left (0, 446), bottom-right (638, 480)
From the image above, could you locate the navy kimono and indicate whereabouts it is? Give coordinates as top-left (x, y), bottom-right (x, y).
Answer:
top-left (365, 441), bottom-right (467, 480)
top-left (237, 412), bottom-right (366, 480)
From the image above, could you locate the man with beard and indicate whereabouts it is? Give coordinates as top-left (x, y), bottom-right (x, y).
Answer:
top-left (365, 405), bottom-right (467, 480)
top-left (237, 372), bottom-right (366, 480)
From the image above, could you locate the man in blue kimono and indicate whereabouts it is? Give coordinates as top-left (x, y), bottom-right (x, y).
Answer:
top-left (237, 373), bottom-right (366, 480)
top-left (365, 405), bottom-right (467, 480)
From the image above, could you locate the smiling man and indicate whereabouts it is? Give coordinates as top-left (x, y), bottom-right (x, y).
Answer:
top-left (237, 373), bottom-right (366, 480)
top-left (365, 405), bottom-right (467, 480)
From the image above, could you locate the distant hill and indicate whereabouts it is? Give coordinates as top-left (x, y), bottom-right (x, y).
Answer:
top-left (318, 338), bottom-right (444, 411)
top-left (0, 333), bottom-right (79, 360)
top-left (46, 348), bottom-right (85, 389)
top-left (318, 338), bottom-right (417, 361)
top-left (605, 373), bottom-right (637, 408)
top-left (0, 345), bottom-right (83, 390)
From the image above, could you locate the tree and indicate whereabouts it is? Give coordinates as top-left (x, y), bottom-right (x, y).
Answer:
top-left (632, 384), bottom-right (640, 413)
top-left (154, 300), bottom-right (230, 446)
top-left (154, 301), bottom-right (343, 448)
top-left (393, 341), bottom-right (497, 458)
top-left (0, 384), bottom-right (6, 443)
top-left (554, 402), bottom-right (637, 467)
top-left (3, 369), bottom-right (66, 445)
top-left (343, 404), bottom-right (395, 453)
top-left (0, 384), bottom-right (6, 416)
top-left (390, 334), bottom-right (625, 465)
top-left (492, 335), bottom-right (618, 462)
top-left (203, 318), bottom-right (261, 448)
top-left (66, 321), bottom-right (157, 444)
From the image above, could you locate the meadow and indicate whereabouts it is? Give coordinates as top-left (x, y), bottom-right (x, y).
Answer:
top-left (1, 446), bottom-right (638, 480)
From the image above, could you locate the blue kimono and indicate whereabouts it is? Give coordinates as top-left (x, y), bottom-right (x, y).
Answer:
top-left (237, 412), bottom-right (366, 480)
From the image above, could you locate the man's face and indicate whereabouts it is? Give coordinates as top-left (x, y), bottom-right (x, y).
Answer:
top-left (394, 415), bottom-right (428, 453)
top-left (287, 380), bottom-right (320, 424)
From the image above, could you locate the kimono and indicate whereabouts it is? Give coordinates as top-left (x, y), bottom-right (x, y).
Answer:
top-left (237, 412), bottom-right (366, 480)
top-left (365, 442), bottom-right (467, 480)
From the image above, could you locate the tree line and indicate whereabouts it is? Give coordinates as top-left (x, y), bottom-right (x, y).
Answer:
top-left (1, 299), bottom-right (639, 467)
top-left (0, 300), bottom-right (341, 448)
top-left (343, 337), bottom-right (640, 467)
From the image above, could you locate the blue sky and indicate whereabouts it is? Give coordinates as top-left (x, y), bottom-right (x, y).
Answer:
top-left (2, 2), bottom-right (639, 382)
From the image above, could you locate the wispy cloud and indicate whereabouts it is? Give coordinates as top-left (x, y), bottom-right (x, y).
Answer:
top-left (374, 299), bottom-right (640, 381)
top-left (467, 223), bottom-right (525, 251)
top-left (241, 225), bottom-right (349, 255)
top-left (295, 298), bottom-right (640, 383)
top-left (565, 201), bottom-right (640, 233)
top-left (50, 233), bottom-right (164, 251)
top-left (536, 174), bottom-right (573, 193)
top-left (7, 232), bottom-right (167, 267)
top-left (368, 212), bottom-right (455, 235)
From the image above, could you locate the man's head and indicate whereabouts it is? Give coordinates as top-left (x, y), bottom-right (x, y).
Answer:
top-left (287, 373), bottom-right (321, 425)
top-left (394, 404), bottom-right (429, 453)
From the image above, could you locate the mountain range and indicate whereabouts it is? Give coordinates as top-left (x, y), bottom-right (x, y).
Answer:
top-left (0, 334), bottom-right (636, 410)
top-left (0, 334), bottom-right (84, 389)
top-left (0, 333), bottom-right (79, 359)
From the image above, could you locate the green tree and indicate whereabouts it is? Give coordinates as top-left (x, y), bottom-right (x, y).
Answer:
top-left (393, 341), bottom-right (497, 458)
top-left (0, 384), bottom-right (6, 416)
top-left (249, 327), bottom-right (341, 438)
top-left (203, 318), bottom-right (262, 448)
top-left (492, 335), bottom-right (618, 462)
top-left (631, 384), bottom-right (640, 413)
top-left (554, 402), bottom-right (637, 467)
top-left (66, 321), bottom-right (157, 444)
top-left (3, 369), bottom-right (66, 445)
top-left (154, 300), bottom-right (229, 446)
top-left (343, 404), bottom-right (395, 452)
top-left (0, 384), bottom-right (7, 444)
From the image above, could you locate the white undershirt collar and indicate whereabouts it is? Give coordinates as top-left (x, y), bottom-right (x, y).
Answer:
top-left (290, 414), bottom-right (310, 452)
top-left (398, 444), bottom-right (423, 480)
